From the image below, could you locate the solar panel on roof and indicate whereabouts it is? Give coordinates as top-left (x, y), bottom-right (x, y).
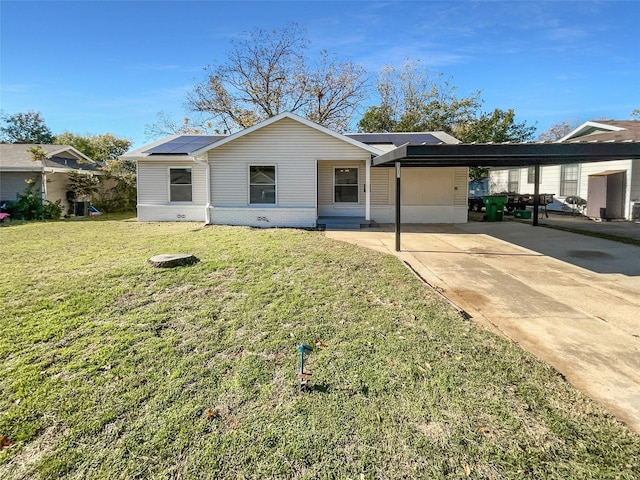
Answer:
top-left (346, 133), bottom-right (441, 146)
top-left (143, 135), bottom-right (226, 154)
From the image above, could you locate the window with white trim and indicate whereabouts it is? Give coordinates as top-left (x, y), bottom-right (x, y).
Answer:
top-left (527, 166), bottom-right (541, 184)
top-left (334, 167), bottom-right (359, 203)
top-left (169, 168), bottom-right (192, 202)
top-left (249, 165), bottom-right (276, 204)
top-left (560, 164), bottom-right (579, 197)
top-left (508, 169), bottom-right (519, 193)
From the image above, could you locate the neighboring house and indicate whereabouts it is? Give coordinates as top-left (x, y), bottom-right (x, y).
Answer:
top-left (0, 144), bottom-right (101, 215)
top-left (489, 120), bottom-right (640, 220)
top-left (124, 112), bottom-right (467, 227)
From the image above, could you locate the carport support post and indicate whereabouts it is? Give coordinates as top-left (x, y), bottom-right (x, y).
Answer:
top-left (395, 161), bottom-right (401, 251)
top-left (533, 164), bottom-right (541, 226)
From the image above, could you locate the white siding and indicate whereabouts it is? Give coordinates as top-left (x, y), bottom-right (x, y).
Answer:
top-left (317, 160), bottom-right (366, 216)
top-left (208, 117), bottom-right (371, 223)
top-left (371, 167), bottom-right (467, 224)
top-left (491, 160), bottom-right (638, 218)
top-left (453, 167), bottom-right (468, 206)
top-left (370, 167), bottom-right (390, 205)
top-left (137, 160), bottom-right (207, 205)
top-left (489, 169), bottom-right (509, 193)
top-left (497, 166), bottom-right (562, 197)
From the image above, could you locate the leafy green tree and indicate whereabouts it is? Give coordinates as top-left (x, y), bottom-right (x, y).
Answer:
top-left (53, 132), bottom-right (135, 213)
top-left (184, 23), bottom-right (368, 133)
top-left (454, 109), bottom-right (536, 144)
top-left (454, 109), bottom-right (536, 181)
top-left (96, 158), bottom-right (137, 212)
top-left (53, 132), bottom-right (131, 163)
top-left (0, 111), bottom-right (53, 144)
top-left (357, 61), bottom-right (482, 134)
top-left (357, 105), bottom-right (397, 133)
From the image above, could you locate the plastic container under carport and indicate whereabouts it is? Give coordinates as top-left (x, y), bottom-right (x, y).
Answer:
top-left (482, 195), bottom-right (508, 222)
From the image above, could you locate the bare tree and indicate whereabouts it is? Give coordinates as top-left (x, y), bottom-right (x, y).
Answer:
top-left (537, 120), bottom-right (581, 141)
top-left (144, 111), bottom-right (216, 140)
top-left (301, 51), bottom-right (368, 132)
top-left (186, 24), bottom-right (368, 132)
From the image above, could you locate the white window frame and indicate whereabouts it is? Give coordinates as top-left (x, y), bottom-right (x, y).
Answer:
top-left (334, 166), bottom-right (360, 204)
top-left (168, 167), bottom-right (193, 203)
top-left (248, 164), bottom-right (277, 205)
top-left (508, 168), bottom-right (519, 193)
top-left (527, 166), bottom-right (541, 184)
top-left (560, 164), bottom-right (579, 197)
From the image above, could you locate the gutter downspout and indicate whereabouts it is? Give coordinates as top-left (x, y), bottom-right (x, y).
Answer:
top-left (40, 158), bottom-right (48, 203)
top-left (193, 156), bottom-right (212, 224)
top-left (41, 171), bottom-right (47, 203)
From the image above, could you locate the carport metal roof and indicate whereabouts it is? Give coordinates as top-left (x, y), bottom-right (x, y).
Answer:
top-left (371, 141), bottom-right (640, 251)
top-left (372, 141), bottom-right (640, 167)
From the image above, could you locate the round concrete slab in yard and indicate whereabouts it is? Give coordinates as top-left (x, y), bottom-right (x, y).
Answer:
top-left (148, 253), bottom-right (199, 268)
top-left (326, 221), bottom-right (640, 434)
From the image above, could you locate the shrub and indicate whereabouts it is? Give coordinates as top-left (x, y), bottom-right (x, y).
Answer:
top-left (5, 182), bottom-right (62, 220)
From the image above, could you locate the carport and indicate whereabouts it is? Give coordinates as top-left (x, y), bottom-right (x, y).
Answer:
top-left (372, 142), bottom-right (640, 251)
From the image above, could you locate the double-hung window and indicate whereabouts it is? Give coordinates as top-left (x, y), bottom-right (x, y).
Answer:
top-left (560, 164), bottom-right (579, 197)
top-left (508, 169), bottom-right (519, 193)
top-left (249, 166), bottom-right (276, 204)
top-left (527, 166), bottom-right (541, 184)
top-left (169, 168), bottom-right (192, 202)
top-left (334, 167), bottom-right (359, 203)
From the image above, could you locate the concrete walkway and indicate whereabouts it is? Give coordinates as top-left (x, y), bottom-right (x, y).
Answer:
top-left (326, 222), bottom-right (640, 434)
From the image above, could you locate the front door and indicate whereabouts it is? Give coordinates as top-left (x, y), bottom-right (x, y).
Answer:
top-left (317, 161), bottom-right (365, 217)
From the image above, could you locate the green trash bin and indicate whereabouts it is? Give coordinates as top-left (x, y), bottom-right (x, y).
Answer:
top-left (482, 195), bottom-right (508, 222)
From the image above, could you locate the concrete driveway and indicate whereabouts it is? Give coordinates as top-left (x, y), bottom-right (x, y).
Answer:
top-left (326, 222), bottom-right (640, 434)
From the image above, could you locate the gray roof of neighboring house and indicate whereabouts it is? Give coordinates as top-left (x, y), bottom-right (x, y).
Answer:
top-left (0, 144), bottom-right (100, 171)
top-left (564, 120), bottom-right (640, 143)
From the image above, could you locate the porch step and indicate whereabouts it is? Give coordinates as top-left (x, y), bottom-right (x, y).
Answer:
top-left (317, 216), bottom-right (371, 231)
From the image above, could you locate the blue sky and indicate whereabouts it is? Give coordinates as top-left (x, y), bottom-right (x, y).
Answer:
top-left (1, 1), bottom-right (639, 149)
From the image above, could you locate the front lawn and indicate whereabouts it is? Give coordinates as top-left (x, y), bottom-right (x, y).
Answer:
top-left (1, 217), bottom-right (638, 479)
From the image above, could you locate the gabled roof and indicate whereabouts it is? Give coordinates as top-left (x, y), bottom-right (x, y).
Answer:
top-left (0, 144), bottom-right (99, 172)
top-left (190, 112), bottom-right (384, 156)
top-left (561, 120), bottom-right (640, 142)
top-left (125, 112), bottom-right (384, 160)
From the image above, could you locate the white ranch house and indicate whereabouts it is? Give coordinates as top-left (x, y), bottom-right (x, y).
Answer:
top-left (125, 112), bottom-right (468, 227)
top-left (489, 120), bottom-right (640, 220)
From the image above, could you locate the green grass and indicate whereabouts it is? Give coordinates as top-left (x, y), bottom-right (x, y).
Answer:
top-left (1, 215), bottom-right (639, 479)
